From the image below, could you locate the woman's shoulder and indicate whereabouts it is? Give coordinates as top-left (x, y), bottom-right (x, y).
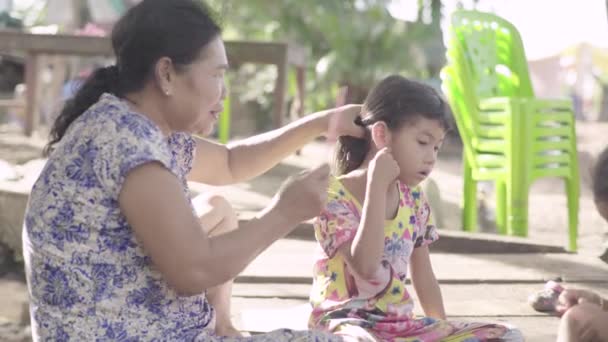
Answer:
top-left (58, 93), bottom-right (174, 171)
top-left (92, 93), bottom-right (166, 142)
top-left (168, 132), bottom-right (196, 176)
top-left (168, 132), bottom-right (196, 151)
top-left (61, 93), bottom-right (171, 161)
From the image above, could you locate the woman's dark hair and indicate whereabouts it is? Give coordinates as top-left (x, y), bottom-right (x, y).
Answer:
top-left (593, 147), bottom-right (608, 203)
top-left (334, 75), bottom-right (450, 175)
top-left (44, 0), bottom-right (221, 155)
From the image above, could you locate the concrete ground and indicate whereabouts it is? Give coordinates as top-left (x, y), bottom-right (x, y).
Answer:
top-left (1, 121), bottom-right (608, 341)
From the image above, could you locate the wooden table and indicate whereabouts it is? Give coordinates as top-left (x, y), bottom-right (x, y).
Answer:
top-left (0, 29), bottom-right (307, 136)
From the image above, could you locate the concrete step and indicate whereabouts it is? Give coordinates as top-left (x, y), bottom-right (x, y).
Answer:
top-left (281, 221), bottom-right (569, 253)
top-left (0, 275), bottom-right (28, 322)
top-left (239, 239), bottom-right (608, 283)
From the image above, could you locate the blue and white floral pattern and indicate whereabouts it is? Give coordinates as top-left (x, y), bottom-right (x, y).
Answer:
top-left (23, 93), bottom-right (339, 341)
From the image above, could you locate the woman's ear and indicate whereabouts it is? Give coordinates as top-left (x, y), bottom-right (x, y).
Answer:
top-left (371, 121), bottom-right (391, 149)
top-left (154, 57), bottom-right (174, 96)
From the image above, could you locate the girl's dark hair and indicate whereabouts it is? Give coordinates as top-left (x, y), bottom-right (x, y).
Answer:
top-left (593, 147), bottom-right (608, 203)
top-left (44, 0), bottom-right (221, 155)
top-left (334, 75), bottom-right (450, 175)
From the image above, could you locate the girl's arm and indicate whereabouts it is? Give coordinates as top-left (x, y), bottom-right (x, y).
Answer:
top-left (187, 105), bottom-right (362, 186)
top-left (410, 245), bottom-right (446, 320)
top-left (338, 148), bottom-right (399, 280)
top-left (338, 177), bottom-right (388, 280)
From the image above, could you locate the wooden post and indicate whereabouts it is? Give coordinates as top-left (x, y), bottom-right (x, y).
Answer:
top-left (272, 54), bottom-right (288, 128)
top-left (295, 66), bottom-right (306, 119)
top-left (24, 52), bottom-right (39, 137)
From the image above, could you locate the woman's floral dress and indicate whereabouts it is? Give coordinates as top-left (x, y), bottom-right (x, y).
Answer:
top-left (23, 93), bottom-right (339, 341)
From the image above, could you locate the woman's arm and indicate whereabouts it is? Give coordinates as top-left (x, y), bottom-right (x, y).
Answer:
top-left (120, 162), bottom-right (329, 295)
top-left (410, 246), bottom-right (446, 320)
top-left (188, 105), bottom-right (361, 185)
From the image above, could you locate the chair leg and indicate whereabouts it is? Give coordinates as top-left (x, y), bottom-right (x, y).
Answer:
top-left (218, 93), bottom-right (231, 144)
top-left (495, 180), bottom-right (507, 235)
top-left (506, 178), bottom-right (529, 237)
top-left (565, 177), bottom-right (579, 252)
top-left (463, 158), bottom-right (477, 232)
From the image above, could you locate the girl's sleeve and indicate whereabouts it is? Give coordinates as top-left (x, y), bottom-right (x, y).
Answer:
top-left (414, 189), bottom-right (439, 248)
top-left (314, 192), bottom-right (360, 258)
top-left (313, 187), bottom-right (394, 299)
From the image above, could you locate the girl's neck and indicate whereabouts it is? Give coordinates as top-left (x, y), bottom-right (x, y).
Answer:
top-left (357, 146), bottom-right (379, 170)
top-left (339, 167), bottom-right (400, 220)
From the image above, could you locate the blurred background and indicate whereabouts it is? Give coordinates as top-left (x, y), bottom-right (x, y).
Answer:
top-left (1, 0), bottom-right (607, 136)
top-left (1, 3), bottom-right (608, 341)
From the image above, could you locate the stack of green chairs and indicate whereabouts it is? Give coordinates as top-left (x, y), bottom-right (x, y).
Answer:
top-left (218, 94), bottom-right (231, 143)
top-left (441, 10), bottom-right (580, 251)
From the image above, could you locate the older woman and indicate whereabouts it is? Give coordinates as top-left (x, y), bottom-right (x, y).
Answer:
top-left (23, 0), bottom-right (361, 340)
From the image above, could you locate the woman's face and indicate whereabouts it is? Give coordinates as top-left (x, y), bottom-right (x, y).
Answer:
top-left (166, 36), bottom-right (228, 135)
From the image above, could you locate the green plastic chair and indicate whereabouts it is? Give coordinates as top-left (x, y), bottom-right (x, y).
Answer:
top-left (217, 68), bottom-right (301, 144)
top-left (218, 93), bottom-right (231, 143)
top-left (441, 10), bottom-right (579, 251)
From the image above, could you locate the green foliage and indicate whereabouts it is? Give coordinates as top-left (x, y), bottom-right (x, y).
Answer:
top-left (209, 0), bottom-right (445, 112)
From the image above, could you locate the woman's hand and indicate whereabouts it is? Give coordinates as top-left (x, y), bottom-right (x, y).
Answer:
top-left (274, 164), bottom-right (330, 225)
top-left (327, 104), bottom-right (365, 141)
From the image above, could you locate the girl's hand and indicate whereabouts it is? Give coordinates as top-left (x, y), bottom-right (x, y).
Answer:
top-left (368, 147), bottom-right (400, 190)
top-left (327, 104), bottom-right (364, 141)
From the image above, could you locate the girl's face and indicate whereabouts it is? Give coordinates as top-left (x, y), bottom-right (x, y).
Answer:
top-left (388, 117), bottom-right (445, 187)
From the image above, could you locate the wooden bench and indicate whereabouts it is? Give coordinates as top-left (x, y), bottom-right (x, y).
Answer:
top-left (0, 29), bottom-right (308, 136)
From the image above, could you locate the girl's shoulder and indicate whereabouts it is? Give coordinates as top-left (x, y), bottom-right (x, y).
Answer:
top-left (326, 176), bottom-right (349, 200)
top-left (330, 174), bottom-right (365, 202)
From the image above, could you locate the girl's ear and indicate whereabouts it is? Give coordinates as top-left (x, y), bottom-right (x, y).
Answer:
top-left (371, 121), bottom-right (391, 149)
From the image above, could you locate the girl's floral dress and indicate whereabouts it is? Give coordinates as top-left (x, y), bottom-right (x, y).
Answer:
top-left (309, 177), bottom-right (522, 341)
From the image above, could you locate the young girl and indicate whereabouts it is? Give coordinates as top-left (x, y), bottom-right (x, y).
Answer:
top-left (309, 75), bottom-right (523, 341)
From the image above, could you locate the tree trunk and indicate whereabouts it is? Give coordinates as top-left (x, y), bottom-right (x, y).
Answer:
top-left (598, 84), bottom-right (608, 122)
top-left (342, 83), bottom-right (369, 104)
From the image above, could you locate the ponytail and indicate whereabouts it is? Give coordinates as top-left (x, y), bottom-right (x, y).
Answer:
top-left (44, 65), bottom-right (119, 156)
top-left (332, 116), bottom-right (370, 175)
